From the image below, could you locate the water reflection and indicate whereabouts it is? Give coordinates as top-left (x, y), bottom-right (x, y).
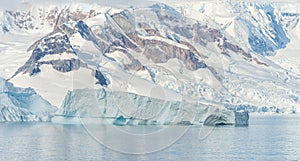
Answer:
top-left (0, 115), bottom-right (299, 160)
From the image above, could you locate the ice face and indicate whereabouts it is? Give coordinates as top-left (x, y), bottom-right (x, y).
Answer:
top-left (56, 88), bottom-right (249, 126)
top-left (203, 110), bottom-right (235, 126)
top-left (0, 78), bottom-right (57, 122)
top-left (234, 111), bottom-right (249, 127)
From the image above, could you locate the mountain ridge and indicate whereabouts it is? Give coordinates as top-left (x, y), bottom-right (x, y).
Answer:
top-left (0, 1), bottom-right (299, 114)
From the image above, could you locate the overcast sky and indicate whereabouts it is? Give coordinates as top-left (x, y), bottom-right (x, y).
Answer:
top-left (0, 0), bottom-right (299, 11)
top-left (0, 0), bottom-right (155, 10)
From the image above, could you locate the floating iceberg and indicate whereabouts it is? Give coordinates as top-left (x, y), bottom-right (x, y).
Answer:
top-left (56, 88), bottom-right (249, 126)
top-left (113, 115), bottom-right (126, 126)
top-left (203, 111), bottom-right (249, 126)
top-left (234, 111), bottom-right (249, 126)
top-left (0, 78), bottom-right (57, 122)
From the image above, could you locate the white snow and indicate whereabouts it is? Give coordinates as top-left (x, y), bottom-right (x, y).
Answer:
top-left (0, 0), bottom-right (299, 117)
top-left (0, 33), bottom-right (45, 79)
top-left (138, 35), bottom-right (189, 50)
top-left (10, 64), bottom-right (100, 108)
top-left (40, 52), bottom-right (78, 62)
top-left (268, 19), bottom-right (300, 76)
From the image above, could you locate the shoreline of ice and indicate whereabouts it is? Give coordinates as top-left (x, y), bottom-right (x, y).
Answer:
top-left (54, 88), bottom-right (249, 126)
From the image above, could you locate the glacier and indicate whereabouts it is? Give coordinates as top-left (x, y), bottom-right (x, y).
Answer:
top-left (0, 78), bottom-right (57, 121)
top-left (243, 3), bottom-right (290, 56)
top-left (55, 88), bottom-right (249, 126)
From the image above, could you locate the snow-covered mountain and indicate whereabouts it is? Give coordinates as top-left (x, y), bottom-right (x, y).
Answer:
top-left (176, 1), bottom-right (293, 56)
top-left (0, 0), bottom-right (299, 122)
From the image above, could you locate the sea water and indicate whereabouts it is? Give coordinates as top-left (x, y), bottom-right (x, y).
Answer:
top-left (0, 115), bottom-right (300, 160)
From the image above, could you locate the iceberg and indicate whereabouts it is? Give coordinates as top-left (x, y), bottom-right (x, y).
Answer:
top-left (0, 78), bottom-right (57, 122)
top-left (203, 111), bottom-right (249, 126)
top-left (113, 115), bottom-right (126, 126)
top-left (203, 110), bottom-right (234, 126)
top-left (234, 111), bottom-right (249, 127)
top-left (56, 88), bottom-right (249, 126)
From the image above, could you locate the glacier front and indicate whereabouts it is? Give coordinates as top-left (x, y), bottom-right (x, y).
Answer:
top-left (55, 88), bottom-right (248, 126)
top-left (0, 78), bottom-right (57, 121)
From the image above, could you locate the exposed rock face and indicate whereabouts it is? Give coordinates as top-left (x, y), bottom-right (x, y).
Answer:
top-left (94, 70), bottom-right (109, 86)
top-left (108, 10), bottom-right (208, 71)
top-left (11, 31), bottom-right (83, 77)
top-left (4, 11), bottom-right (36, 31)
top-left (137, 37), bottom-right (207, 70)
top-left (2, 7), bottom-right (101, 33)
top-left (76, 20), bottom-right (94, 41)
top-left (194, 24), bottom-right (223, 46)
top-left (43, 59), bottom-right (87, 72)
top-left (111, 10), bottom-right (136, 34)
top-left (107, 6), bottom-right (267, 71)
top-left (11, 26), bottom-right (109, 86)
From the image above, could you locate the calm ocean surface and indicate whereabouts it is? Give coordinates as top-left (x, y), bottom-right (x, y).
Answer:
top-left (0, 115), bottom-right (300, 161)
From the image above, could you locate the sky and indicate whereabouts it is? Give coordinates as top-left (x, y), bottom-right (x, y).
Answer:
top-left (0, 0), bottom-right (299, 11)
top-left (0, 0), bottom-right (155, 10)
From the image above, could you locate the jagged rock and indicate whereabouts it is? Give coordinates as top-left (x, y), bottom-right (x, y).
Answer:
top-left (94, 70), bottom-right (109, 86)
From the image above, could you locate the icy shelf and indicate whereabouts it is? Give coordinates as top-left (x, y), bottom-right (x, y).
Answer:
top-left (55, 88), bottom-right (249, 126)
top-left (0, 78), bottom-right (57, 122)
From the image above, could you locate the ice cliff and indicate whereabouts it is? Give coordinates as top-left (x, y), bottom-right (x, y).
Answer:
top-left (56, 88), bottom-right (249, 126)
top-left (0, 78), bottom-right (57, 121)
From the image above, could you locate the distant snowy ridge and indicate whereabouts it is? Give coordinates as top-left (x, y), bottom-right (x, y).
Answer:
top-left (170, 1), bottom-right (300, 56)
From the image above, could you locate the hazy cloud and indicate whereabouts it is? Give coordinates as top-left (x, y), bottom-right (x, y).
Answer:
top-left (0, 0), bottom-right (298, 11)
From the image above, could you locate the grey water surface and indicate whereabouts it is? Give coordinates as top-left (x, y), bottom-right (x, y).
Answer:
top-left (0, 115), bottom-right (300, 161)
